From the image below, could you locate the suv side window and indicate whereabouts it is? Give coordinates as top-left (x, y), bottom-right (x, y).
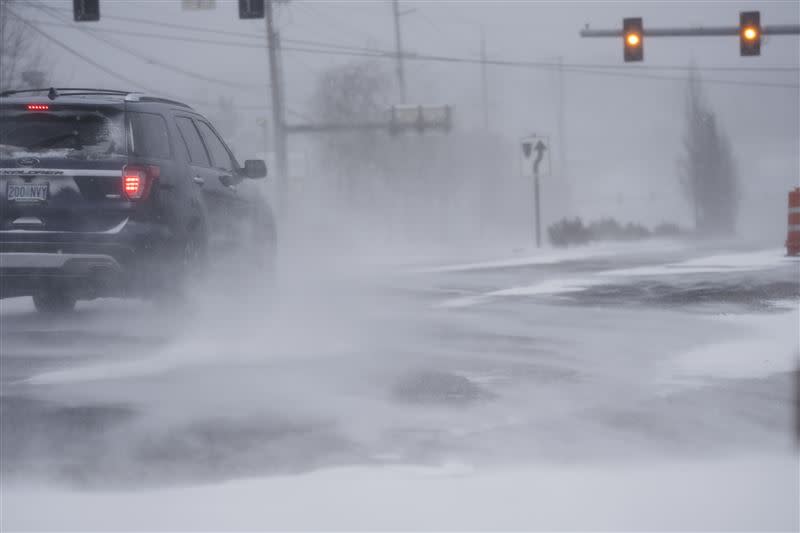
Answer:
top-left (196, 121), bottom-right (234, 172)
top-left (128, 112), bottom-right (171, 159)
top-left (175, 116), bottom-right (210, 166)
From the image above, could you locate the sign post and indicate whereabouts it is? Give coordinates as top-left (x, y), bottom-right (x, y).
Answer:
top-left (521, 136), bottom-right (549, 248)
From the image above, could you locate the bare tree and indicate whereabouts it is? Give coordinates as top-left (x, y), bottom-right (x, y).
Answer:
top-left (0, 1), bottom-right (47, 92)
top-left (311, 60), bottom-right (393, 203)
top-left (679, 65), bottom-right (739, 235)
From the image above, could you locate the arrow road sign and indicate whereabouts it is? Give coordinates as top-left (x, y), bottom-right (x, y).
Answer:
top-left (520, 135), bottom-right (551, 178)
top-left (533, 140), bottom-right (547, 174)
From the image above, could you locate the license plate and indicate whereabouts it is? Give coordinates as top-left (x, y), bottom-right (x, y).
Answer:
top-left (7, 182), bottom-right (49, 202)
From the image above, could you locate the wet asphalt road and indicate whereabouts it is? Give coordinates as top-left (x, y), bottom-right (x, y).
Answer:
top-left (1, 243), bottom-right (798, 490)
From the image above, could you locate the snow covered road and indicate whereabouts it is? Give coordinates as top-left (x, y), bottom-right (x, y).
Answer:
top-left (1, 242), bottom-right (798, 530)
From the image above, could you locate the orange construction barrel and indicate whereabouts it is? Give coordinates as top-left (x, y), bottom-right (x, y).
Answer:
top-left (788, 188), bottom-right (800, 256)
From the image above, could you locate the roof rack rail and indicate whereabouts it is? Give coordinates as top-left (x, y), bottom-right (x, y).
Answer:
top-left (0, 88), bottom-right (51, 97)
top-left (0, 87), bottom-right (131, 98)
top-left (0, 87), bottom-right (192, 109)
top-left (138, 96), bottom-right (193, 109)
top-left (53, 88), bottom-right (130, 94)
top-left (124, 93), bottom-right (192, 109)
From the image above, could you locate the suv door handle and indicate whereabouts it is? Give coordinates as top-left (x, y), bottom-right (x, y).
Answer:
top-left (192, 176), bottom-right (205, 186)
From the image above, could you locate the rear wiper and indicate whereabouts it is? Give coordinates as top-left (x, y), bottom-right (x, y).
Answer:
top-left (27, 131), bottom-right (80, 150)
top-left (65, 150), bottom-right (88, 160)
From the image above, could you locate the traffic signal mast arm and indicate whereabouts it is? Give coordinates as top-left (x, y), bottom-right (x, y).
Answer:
top-left (285, 105), bottom-right (453, 136)
top-left (585, 12), bottom-right (797, 60)
top-left (581, 24), bottom-right (799, 38)
top-left (285, 122), bottom-right (389, 134)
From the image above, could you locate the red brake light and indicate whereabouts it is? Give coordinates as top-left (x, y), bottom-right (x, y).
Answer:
top-left (121, 165), bottom-right (159, 200)
top-left (123, 171), bottom-right (143, 198)
top-left (27, 104), bottom-right (49, 111)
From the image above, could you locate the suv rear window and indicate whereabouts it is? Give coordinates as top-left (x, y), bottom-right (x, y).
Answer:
top-left (0, 105), bottom-right (126, 160)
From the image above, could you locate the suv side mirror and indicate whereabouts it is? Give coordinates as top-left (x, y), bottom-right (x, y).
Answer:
top-left (243, 159), bottom-right (267, 179)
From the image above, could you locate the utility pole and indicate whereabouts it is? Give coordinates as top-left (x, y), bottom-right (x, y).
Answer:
top-left (480, 27), bottom-right (489, 131)
top-left (556, 56), bottom-right (567, 208)
top-left (391, 0), bottom-right (407, 103)
top-left (265, 0), bottom-right (288, 222)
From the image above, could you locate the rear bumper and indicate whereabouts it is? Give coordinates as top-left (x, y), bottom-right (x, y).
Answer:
top-left (0, 252), bottom-right (123, 271)
top-left (0, 220), bottom-right (174, 299)
top-left (1, 252), bottom-right (124, 299)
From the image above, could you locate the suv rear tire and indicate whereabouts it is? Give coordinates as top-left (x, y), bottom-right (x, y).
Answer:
top-left (152, 225), bottom-right (207, 308)
top-left (33, 289), bottom-right (77, 314)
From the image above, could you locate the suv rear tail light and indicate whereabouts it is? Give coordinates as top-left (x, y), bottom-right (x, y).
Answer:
top-left (121, 165), bottom-right (159, 200)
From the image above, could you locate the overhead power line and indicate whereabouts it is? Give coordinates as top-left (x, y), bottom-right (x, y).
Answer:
top-left (13, 7), bottom-right (799, 90)
top-left (23, 3), bottom-right (800, 76)
top-left (295, 2), bottom-right (391, 52)
top-left (23, 24), bottom-right (799, 90)
top-left (7, 9), bottom-right (162, 95)
top-left (6, 7), bottom-right (312, 120)
top-left (404, 51), bottom-right (800, 89)
top-left (31, 18), bottom-right (388, 57)
top-left (28, 3), bottom-right (385, 55)
top-left (30, 3), bottom-right (265, 90)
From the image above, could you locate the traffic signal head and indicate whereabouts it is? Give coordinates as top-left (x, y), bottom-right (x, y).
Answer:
top-left (239, 0), bottom-right (265, 19)
top-left (740, 11), bottom-right (761, 56)
top-left (73, 0), bottom-right (99, 21)
top-left (623, 17), bottom-right (644, 62)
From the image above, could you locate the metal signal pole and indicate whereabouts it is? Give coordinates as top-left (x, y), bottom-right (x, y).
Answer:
top-left (392, 0), bottom-right (407, 103)
top-left (265, 0), bottom-right (288, 221)
top-left (480, 28), bottom-right (489, 131)
top-left (534, 168), bottom-right (541, 247)
top-left (581, 24), bottom-right (799, 38)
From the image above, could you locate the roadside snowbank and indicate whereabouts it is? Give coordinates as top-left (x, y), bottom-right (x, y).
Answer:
top-left (666, 305), bottom-right (799, 382)
top-left (417, 239), bottom-right (689, 273)
top-left (440, 248), bottom-right (795, 308)
top-left (607, 248), bottom-right (795, 278)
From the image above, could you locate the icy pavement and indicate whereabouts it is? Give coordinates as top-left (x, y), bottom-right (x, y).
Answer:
top-left (1, 243), bottom-right (798, 530)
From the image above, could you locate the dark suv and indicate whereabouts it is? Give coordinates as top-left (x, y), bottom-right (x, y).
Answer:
top-left (0, 88), bottom-right (275, 312)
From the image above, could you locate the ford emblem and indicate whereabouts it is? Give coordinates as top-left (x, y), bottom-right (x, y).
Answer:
top-left (17, 157), bottom-right (40, 168)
